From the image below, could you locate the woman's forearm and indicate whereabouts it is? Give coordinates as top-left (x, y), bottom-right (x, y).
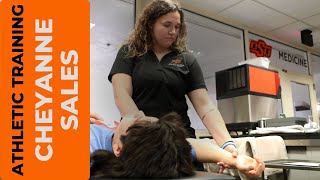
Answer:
top-left (112, 74), bottom-right (140, 117)
top-left (202, 107), bottom-right (232, 147)
top-left (114, 89), bottom-right (139, 117)
top-left (187, 89), bottom-right (232, 147)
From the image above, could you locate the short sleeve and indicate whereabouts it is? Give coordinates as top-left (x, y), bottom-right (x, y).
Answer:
top-left (108, 45), bottom-right (135, 83)
top-left (185, 53), bottom-right (207, 93)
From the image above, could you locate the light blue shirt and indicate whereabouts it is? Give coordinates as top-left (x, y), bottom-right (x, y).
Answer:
top-left (90, 124), bottom-right (114, 154)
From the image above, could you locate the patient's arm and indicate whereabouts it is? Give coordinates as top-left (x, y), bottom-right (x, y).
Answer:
top-left (90, 112), bottom-right (105, 123)
top-left (187, 138), bottom-right (265, 177)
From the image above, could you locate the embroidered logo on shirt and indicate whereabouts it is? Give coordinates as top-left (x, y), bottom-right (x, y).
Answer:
top-left (168, 58), bottom-right (185, 68)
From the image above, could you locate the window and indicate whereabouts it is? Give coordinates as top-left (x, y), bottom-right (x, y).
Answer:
top-left (184, 10), bottom-right (245, 129)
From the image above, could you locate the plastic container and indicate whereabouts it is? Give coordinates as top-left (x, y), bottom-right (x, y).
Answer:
top-left (238, 57), bottom-right (270, 69)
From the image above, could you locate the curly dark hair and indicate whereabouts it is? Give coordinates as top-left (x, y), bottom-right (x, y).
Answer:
top-left (124, 0), bottom-right (188, 57)
top-left (91, 112), bottom-right (195, 178)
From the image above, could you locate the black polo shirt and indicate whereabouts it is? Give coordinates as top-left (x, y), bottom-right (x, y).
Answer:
top-left (108, 46), bottom-right (206, 137)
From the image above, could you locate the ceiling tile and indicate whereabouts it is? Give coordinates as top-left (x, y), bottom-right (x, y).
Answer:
top-left (181, 0), bottom-right (243, 14)
top-left (269, 22), bottom-right (312, 44)
top-left (303, 13), bottom-right (320, 28)
top-left (254, 0), bottom-right (320, 19)
top-left (219, 0), bottom-right (296, 32)
top-left (313, 43), bottom-right (320, 50)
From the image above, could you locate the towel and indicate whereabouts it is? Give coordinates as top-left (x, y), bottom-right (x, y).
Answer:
top-left (249, 136), bottom-right (288, 178)
top-left (304, 122), bottom-right (320, 133)
top-left (249, 125), bottom-right (304, 134)
top-left (249, 124), bottom-right (320, 134)
top-left (204, 135), bottom-right (287, 180)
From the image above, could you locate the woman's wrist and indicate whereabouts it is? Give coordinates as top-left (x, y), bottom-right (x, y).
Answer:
top-left (221, 141), bottom-right (236, 149)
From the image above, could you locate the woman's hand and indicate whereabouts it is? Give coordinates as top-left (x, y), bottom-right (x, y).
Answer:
top-left (225, 145), bottom-right (238, 158)
top-left (90, 112), bottom-right (104, 124)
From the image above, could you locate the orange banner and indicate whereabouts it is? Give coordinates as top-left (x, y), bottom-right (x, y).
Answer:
top-left (0, 0), bottom-right (90, 179)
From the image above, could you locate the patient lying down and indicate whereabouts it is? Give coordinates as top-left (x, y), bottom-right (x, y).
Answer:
top-left (90, 112), bottom-right (265, 178)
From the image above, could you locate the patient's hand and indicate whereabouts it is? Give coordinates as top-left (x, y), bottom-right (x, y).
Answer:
top-left (236, 155), bottom-right (265, 177)
top-left (217, 145), bottom-right (238, 173)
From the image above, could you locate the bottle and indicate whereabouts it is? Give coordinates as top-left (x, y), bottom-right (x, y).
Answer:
top-left (304, 115), bottom-right (313, 129)
top-left (308, 115), bottom-right (313, 128)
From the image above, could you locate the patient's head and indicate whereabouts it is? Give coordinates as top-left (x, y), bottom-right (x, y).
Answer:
top-left (91, 112), bottom-right (195, 178)
top-left (111, 111), bottom-right (158, 157)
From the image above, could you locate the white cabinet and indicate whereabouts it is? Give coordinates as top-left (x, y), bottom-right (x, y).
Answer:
top-left (287, 146), bottom-right (320, 180)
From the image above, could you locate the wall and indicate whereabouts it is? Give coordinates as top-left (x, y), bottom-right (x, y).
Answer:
top-left (90, 0), bottom-right (134, 124)
top-left (179, 2), bottom-right (320, 125)
top-left (135, 0), bottom-right (320, 128)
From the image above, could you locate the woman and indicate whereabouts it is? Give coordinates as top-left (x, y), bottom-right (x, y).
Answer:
top-left (108, 0), bottom-right (236, 154)
top-left (90, 112), bottom-right (264, 178)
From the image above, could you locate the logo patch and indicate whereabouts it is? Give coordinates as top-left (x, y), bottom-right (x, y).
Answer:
top-left (168, 58), bottom-right (184, 67)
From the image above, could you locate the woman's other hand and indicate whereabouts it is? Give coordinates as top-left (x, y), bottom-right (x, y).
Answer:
top-left (90, 112), bottom-right (104, 124)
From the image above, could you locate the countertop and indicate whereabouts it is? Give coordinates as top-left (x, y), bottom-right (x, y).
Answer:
top-left (238, 132), bottom-right (320, 146)
top-left (200, 132), bottom-right (320, 147)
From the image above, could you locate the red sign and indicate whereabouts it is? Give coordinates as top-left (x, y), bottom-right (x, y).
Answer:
top-left (250, 39), bottom-right (272, 58)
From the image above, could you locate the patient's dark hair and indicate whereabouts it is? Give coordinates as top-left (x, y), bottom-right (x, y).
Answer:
top-left (91, 112), bottom-right (195, 178)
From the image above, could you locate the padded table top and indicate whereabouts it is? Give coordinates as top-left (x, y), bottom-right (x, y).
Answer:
top-left (89, 171), bottom-right (236, 180)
